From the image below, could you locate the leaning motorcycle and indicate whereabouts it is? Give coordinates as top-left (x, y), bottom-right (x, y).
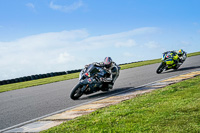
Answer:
top-left (156, 52), bottom-right (185, 74)
top-left (70, 64), bottom-right (120, 100)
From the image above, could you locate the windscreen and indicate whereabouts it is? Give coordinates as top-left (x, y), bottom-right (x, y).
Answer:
top-left (86, 64), bottom-right (100, 75)
top-left (166, 52), bottom-right (172, 58)
top-left (90, 67), bottom-right (100, 75)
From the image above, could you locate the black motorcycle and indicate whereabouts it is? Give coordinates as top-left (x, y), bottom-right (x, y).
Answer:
top-left (70, 64), bottom-right (119, 100)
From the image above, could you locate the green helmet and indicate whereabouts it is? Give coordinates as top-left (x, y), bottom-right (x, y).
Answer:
top-left (178, 49), bottom-right (183, 55)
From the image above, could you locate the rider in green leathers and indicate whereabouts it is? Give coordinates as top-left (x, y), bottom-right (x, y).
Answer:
top-left (176, 49), bottom-right (187, 63)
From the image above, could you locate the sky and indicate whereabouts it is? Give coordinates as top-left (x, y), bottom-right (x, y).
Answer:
top-left (0, 0), bottom-right (200, 80)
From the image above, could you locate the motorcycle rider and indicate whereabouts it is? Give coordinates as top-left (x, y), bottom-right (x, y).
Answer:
top-left (177, 49), bottom-right (187, 63)
top-left (85, 57), bottom-right (120, 90)
top-left (162, 50), bottom-right (180, 68)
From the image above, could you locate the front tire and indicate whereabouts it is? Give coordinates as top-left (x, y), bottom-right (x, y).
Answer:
top-left (70, 83), bottom-right (84, 100)
top-left (156, 63), bottom-right (165, 74)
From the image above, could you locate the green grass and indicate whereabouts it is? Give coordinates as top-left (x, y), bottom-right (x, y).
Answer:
top-left (42, 75), bottom-right (200, 133)
top-left (187, 51), bottom-right (200, 57)
top-left (0, 51), bottom-right (200, 93)
top-left (120, 58), bottom-right (161, 70)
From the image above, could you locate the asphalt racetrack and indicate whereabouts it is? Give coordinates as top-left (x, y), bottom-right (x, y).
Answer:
top-left (0, 55), bottom-right (200, 130)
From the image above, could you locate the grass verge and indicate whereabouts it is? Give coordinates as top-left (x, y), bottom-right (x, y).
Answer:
top-left (0, 51), bottom-right (200, 93)
top-left (42, 75), bottom-right (200, 133)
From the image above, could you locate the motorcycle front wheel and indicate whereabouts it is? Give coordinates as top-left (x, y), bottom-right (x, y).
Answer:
top-left (70, 83), bottom-right (84, 100)
top-left (156, 63), bottom-right (166, 74)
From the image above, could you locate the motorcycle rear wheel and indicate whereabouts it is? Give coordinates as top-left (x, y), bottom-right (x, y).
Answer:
top-left (70, 83), bottom-right (84, 100)
top-left (156, 63), bottom-right (165, 74)
top-left (173, 64), bottom-right (180, 70)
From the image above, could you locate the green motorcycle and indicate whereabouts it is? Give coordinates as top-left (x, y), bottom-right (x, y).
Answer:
top-left (156, 51), bottom-right (181, 74)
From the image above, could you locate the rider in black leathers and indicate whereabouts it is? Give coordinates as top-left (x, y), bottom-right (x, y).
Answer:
top-left (85, 57), bottom-right (120, 90)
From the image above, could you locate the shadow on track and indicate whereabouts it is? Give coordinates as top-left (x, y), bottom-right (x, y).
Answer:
top-left (160, 65), bottom-right (200, 74)
top-left (79, 87), bottom-right (133, 100)
top-left (177, 65), bottom-right (200, 71)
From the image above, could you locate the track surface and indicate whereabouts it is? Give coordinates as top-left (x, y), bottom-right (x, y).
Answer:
top-left (0, 55), bottom-right (200, 130)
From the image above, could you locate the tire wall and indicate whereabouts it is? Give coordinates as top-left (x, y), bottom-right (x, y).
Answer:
top-left (0, 69), bottom-right (82, 86)
top-left (0, 60), bottom-right (150, 86)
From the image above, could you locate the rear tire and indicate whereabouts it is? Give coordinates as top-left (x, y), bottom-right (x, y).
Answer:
top-left (156, 63), bottom-right (165, 74)
top-left (70, 83), bottom-right (84, 100)
top-left (101, 83), bottom-right (109, 91)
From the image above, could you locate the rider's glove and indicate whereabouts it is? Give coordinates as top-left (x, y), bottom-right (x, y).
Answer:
top-left (100, 77), bottom-right (105, 82)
